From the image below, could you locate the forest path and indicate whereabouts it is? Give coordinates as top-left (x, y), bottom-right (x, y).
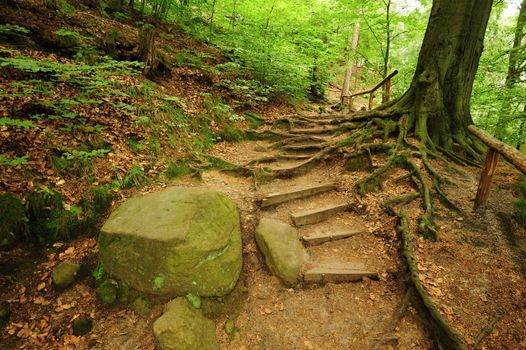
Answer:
top-left (200, 110), bottom-right (432, 349)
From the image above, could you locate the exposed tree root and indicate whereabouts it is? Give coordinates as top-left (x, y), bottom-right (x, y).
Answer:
top-left (398, 211), bottom-right (466, 350)
top-left (473, 307), bottom-right (506, 349)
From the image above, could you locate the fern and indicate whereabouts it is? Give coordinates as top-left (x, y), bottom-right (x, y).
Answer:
top-left (0, 24), bottom-right (31, 35)
top-left (0, 117), bottom-right (35, 128)
top-left (0, 154), bottom-right (28, 167)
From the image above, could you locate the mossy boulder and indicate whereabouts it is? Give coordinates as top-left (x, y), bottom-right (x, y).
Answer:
top-left (0, 193), bottom-right (26, 250)
top-left (51, 261), bottom-right (80, 289)
top-left (96, 281), bottom-right (118, 306)
top-left (153, 298), bottom-right (219, 350)
top-left (98, 187), bottom-right (242, 297)
top-left (255, 218), bottom-right (308, 286)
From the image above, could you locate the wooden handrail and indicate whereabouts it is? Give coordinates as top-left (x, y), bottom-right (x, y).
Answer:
top-left (347, 70), bottom-right (398, 111)
top-left (467, 125), bottom-right (526, 209)
top-left (468, 125), bottom-right (526, 173)
top-left (348, 70), bottom-right (399, 98)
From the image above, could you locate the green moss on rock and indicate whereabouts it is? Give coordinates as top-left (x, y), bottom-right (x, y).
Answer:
top-left (98, 187), bottom-right (242, 297)
top-left (255, 218), bottom-right (308, 286)
top-left (153, 298), bottom-right (219, 350)
top-left (96, 281), bottom-right (117, 306)
top-left (51, 261), bottom-right (80, 289)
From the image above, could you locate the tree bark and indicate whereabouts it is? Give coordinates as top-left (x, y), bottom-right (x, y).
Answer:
top-left (506, 0), bottom-right (526, 86)
top-left (340, 23), bottom-right (360, 107)
top-left (382, 0), bottom-right (391, 102)
top-left (389, 0), bottom-right (493, 150)
top-left (138, 24), bottom-right (157, 77)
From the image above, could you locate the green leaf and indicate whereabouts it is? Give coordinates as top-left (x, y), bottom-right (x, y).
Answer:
top-left (0, 118), bottom-right (35, 128)
top-left (185, 293), bottom-right (201, 308)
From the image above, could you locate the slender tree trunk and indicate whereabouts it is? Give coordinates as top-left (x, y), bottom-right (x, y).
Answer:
top-left (340, 22), bottom-right (360, 107)
top-left (382, 0), bottom-right (391, 102)
top-left (506, 0), bottom-right (526, 87)
top-left (390, 0), bottom-right (493, 150)
top-left (209, 0), bottom-right (217, 34)
top-left (494, 0), bottom-right (525, 140)
top-left (231, 0), bottom-right (238, 31)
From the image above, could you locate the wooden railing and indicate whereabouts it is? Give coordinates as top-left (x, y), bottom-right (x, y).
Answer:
top-left (468, 125), bottom-right (526, 209)
top-left (347, 70), bottom-right (398, 111)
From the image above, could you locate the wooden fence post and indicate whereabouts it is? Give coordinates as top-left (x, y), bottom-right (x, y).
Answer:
top-left (384, 78), bottom-right (391, 102)
top-left (474, 149), bottom-right (500, 210)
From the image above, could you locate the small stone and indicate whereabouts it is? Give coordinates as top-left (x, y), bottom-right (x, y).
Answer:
top-left (131, 297), bottom-right (150, 317)
top-left (224, 318), bottom-right (236, 336)
top-left (153, 298), bottom-right (219, 350)
top-left (51, 261), bottom-right (80, 289)
top-left (72, 315), bottom-right (92, 336)
top-left (96, 281), bottom-right (117, 306)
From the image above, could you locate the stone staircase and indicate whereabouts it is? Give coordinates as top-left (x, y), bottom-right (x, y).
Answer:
top-left (259, 181), bottom-right (378, 285)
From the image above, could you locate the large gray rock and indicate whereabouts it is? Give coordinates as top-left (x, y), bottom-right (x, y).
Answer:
top-left (99, 187), bottom-right (242, 297)
top-left (255, 218), bottom-right (308, 286)
top-left (153, 298), bottom-right (219, 350)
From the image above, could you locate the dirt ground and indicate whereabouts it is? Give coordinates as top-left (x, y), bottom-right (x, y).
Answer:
top-left (1, 3), bottom-right (525, 347)
top-left (1, 125), bottom-right (526, 349)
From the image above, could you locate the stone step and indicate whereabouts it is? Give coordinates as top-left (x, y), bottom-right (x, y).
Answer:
top-left (291, 203), bottom-right (350, 226)
top-left (290, 127), bottom-right (337, 135)
top-left (303, 263), bottom-right (378, 283)
top-left (282, 143), bottom-right (326, 153)
top-left (301, 228), bottom-right (364, 246)
top-left (261, 182), bottom-right (337, 208)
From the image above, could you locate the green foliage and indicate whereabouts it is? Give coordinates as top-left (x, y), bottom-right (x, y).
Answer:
top-left (81, 185), bottom-right (115, 222)
top-left (96, 280), bottom-right (117, 305)
top-left (113, 11), bottom-right (131, 21)
top-left (0, 154), bottom-right (28, 167)
top-left (186, 293), bottom-right (201, 309)
top-left (0, 117), bottom-right (36, 128)
top-left (56, 149), bottom-right (110, 176)
top-left (120, 165), bottom-right (147, 188)
top-left (0, 24), bottom-right (30, 36)
top-left (127, 138), bottom-right (146, 153)
top-left (45, 0), bottom-right (76, 17)
top-left (0, 56), bottom-right (142, 94)
top-left (27, 187), bottom-right (81, 243)
top-left (165, 160), bottom-right (193, 179)
top-left (516, 176), bottom-right (526, 226)
top-left (63, 149), bottom-right (110, 161)
top-left (174, 51), bottom-right (203, 68)
top-left (162, 96), bottom-right (187, 109)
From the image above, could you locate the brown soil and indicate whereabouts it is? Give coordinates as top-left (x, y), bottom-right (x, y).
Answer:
top-left (1, 2), bottom-right (525, 350)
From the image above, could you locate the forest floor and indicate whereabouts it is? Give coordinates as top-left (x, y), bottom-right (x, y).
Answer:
top-left (1, 2), bottom-right (526, 350)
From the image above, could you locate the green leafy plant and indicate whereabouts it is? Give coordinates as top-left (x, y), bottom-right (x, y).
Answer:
top-left (0, 24), bottom-right (31, 36)
top-left (63, 149), bottom-right (110, 161)
top-left (120, 165), bottom-right (147, 188)
top-left (0, 154), bottom-right (28, 167)
top-left (45, 0), bottom-right (76, 17)
top-left (165, 160), bottom-right (193, 179)
top-left (0, 117), bottom-right (36, 128)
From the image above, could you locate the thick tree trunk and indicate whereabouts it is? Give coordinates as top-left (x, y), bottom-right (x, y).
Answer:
top-left (138, 25), bottom-right (157, 77)
top-left (391, 0), bottom-right (493, 150)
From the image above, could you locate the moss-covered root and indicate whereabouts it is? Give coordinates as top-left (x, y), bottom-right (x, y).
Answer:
top-left (398, 211), bottom-right (466, 350)
top-left (382, 192), bottom-right (420, 215)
